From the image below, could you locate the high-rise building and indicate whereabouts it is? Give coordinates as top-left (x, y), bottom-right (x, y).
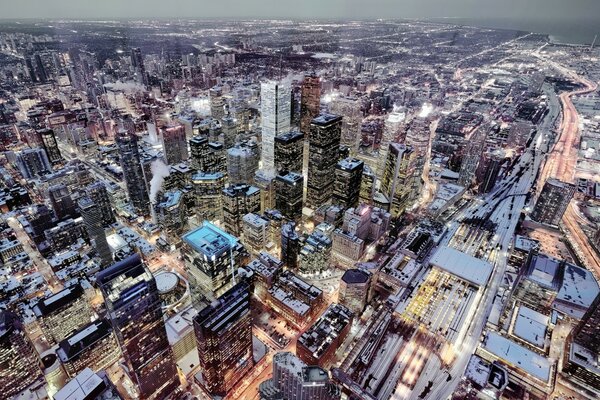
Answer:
top-left (98, 254), bottom-right (179, 400)
top-left (182, 221), bottom-right (246, 303)
top-left (306, 114), bottom-right (342, 209)
top-left (299, 231), bottom-right (332, 274)
top-left (338, 269), bottom-right (371, 315)
top-left (221, 114), bottom-right (238, 149)
top-left (227, 141), bottom-right (259, 185)
top-left (476, 148), bottom-right (505, 194)
top-left (359, 164), bottom-right (376, 205)
top-left (85, 181), bottom-right (116, 227)
top-left (259, 352), bottom-right (341, 400)
top-left (116, 129), bottom-right (150, 216)
top-left (191, 172), bottom-right (225, 222)
top-left (242, 213), bottom-right (271, 256)
top-left (254, 170), bottom-right (275, 214)
top-left (379, 110), bottom-right (406, 175)
top-left (155, 190), bottom-right (188, 243)
top-left (280, 221), bottom-right (300, 269)
top-left (331, 229), bottom-right (365, 269)
top-left (333, 158), bottom-right (363, 210)
top-left (161, 123), bottom-right (188, 165)
top-left (33, 284), bottom-right (94, 344)
top-left (14, 148), bottom-right (52, 178)
top-left (380, 143), bottom-right (415, 217)
top-left (300, 74), bottom-right (321, 136)
top-left (562, 294), bottom-right (600, 394)
top-left (531, 178), bottom-right (576, 227)
top-left (222, 184), bottom-right (261, 237)
top-left (209, 86), bottom-right (226, 121)
top-left (0, 311), bottom-right (44, 398)
top-left (189, 136), bottom-right (227, 175)
top-left (34, 53), bottom-right (48, 82)
top-left (260, 80), bottom-right (292, 172)
top-left (49, 183), bottom-right (78, 220)
top-left (274, 130), bottom-right (304, 174)
top-left (78, 197), bottom-right (113, 267)
top-left (131, 47), bottom-right (148, 85)
top-left (56, 319), bottom-right (121, 379)
top-left (329, 96), bottom-right (362, 154)
top-left (193, 282), bottom-right (254, 397)
top-left (274, 172), bottom-right (304, 222)
top-left (37, 128), bottom-right (62, 164)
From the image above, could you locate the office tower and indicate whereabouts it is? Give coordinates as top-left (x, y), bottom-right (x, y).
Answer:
top-left (333, 158), bottom-right (363, 210)
top-left (299, 231), bottom-right (332, 274)
top-left (191, 172), bottom-right (225, 222)
top-left (331, 229), bottom-right (365, 269)
top-left (296, 304), bottom-right (353, 367)
top-left (379, 110), bottom-right (406, 174)
top-left (221, 114), bottom-right (238, 149)
top-left (130, 47), bottom-right (148, 85)
top-left (189, 136), bottom-right (227, 175)
top-left (242, 213), bottom-right (271, 256)
top-left (0, 311), bottom-right (44, 398)
top-left (33, 284), bottom-right (93, 344)
top-left (300, 74), bottom-right (321, 136)
top-left (25, 56), bottom-right (37, 82)
top-left (254, 170), bottom-right (275, 214)
top-left (458, 128), bottom-right (487, 187)
top-left (227, 142), bottom-right (259, 185)
top-left (56, 319), bottom-right (120, 379)
top-left (34, 53), bottom-right (48, 82)
top-left (259, 352), bottom-right (341, 400)
top-left (194, 282), bottom-right (253, 397)
top-left (161, 122), bottom-right (188, 165)
top-left (78, 197), bottom-right (113, 266)
top-left (274, 172), bottom-right (303, 222)
top-left (329, 96), bottom-right (362, 153)
top-left (37, 128), bottom-right (62, 164)
top-left (116, 129), bottom-right (150, 216)
top-left (280, 221), bottom-right (300, 269)
top-left (477, 148), bottom-right (505, 194)
top-left (25, 204), bottom-right (54, 244)
top-left (531, 178), bottom-right (576, 227)
top-left (338, 269), bottom-right (371, 315)
top-left (209, 85), bottom-right (226, 121)
top-left (182, 221), bottom-right (246, 303)
top-left (274, 130), bottom-right (304, 174)
top-left (380, 143), bottom-right (415, 217)
top-left (14, 148), bottom-right (52, 178)
top-left (563, 294), bottom-right (600, 393)
top-left (306, 114), bottom-right (342, 209)
top-left (53, 368), bottom-right (123, 400)
top-left (342, 204), bottom-right (390, 241)
top-left (360, 164), bottom-right (376, 205)
top-left (98, 254), bottom-right (179, 399)
top-left (48, 184), bottom-right (78, 220)
top-left (155, 190), bottom-right (187, 243)
top-left (86, 181), bottom-right (116, 227)
top-left (222, 184), bottom-right (261, 237)
top-left (260, 80), bottom-right (292, 172)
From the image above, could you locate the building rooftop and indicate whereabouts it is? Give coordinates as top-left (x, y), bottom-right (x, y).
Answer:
top-left (341, 269), bottom-right (370, 284)
top-left (512, 306), bottom-right (548, 348)
top-left (33, 284), bottom-right (84, 317)
top-left (312, 113), bottom-right (342, 126)
top-left (182, 221), bottom-right (239, 257)
top-left (57, 319), bottom-right (112, 362)
top-left (298, 303), bottom-right (352, 358)
top-left (337, 157), bottom-right (364, 171)
top-left (429, 246), bottom-right (492, 287)
top-left (274, 130), bottom-right (304, 143)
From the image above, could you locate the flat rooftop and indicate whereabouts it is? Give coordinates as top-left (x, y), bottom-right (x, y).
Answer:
top-left (182, 221), bottom-right (239, 257)
top-left (429, 246), bottom-right (492, 287)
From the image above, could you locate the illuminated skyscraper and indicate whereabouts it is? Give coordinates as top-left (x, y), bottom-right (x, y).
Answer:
top-left (531, 178), bottom-right (576, 227)
top-left (222, 184), bottom-right (261, 237)
top-left (37, 128), bottom-right (62, 164)
top-left (333, 158), bottom-right (363, 210)
top-left (78, 197), bottom-right (113, 267)
top-left (98, 254), bottom-right (179, 399)
top-left (193, 282), bottom-right (254, 397)
top-left (260, 80), bottom-right (291, 173)
top-left (189, 136), bottom-right (226, 175)
top-left (306, 114), bottom-right (342, 209)
top-left (0, 311), bottom-right (44, 398)
top-left (48, 183), bottom-right (78, 220)
top-left (116, 129), bottom-right (150, 215)
top-left (274, 172), bottom-right (304, 222)
top-left (300, 74), bottom-right (321, 136)
top-left (161, 122), bottom-right (189, 165)
top-left (380, 143), bottom-right (415, 217)
top-left (85, 181), bottom-right (116, 227)
top-left (130, 47), bottom-right (148, 86)
top-left (209, 85), bottom-right (226, 121)
top-left (274, 130), bottom-right (304, 174)
top-left (281, 221), bottom-right (300, 269)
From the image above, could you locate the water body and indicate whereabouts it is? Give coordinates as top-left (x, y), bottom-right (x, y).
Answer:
top-left (426, 17), bottom-right (600, 45)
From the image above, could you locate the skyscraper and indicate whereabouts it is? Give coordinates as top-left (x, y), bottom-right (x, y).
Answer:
top-left (306, 114), bottom-right (342, 209)
top-left (189, 136), bottom-right (227, 175)
top-left (329, 96), bottom-right (362, 154)
top-left (227, 141), bottom-right (260, 185)
top-left (274, 172), bottom-right (304, 222)
top-left (338, 269), bottom-right (371, 315)
top-left (259, 352), bottom-right (341, 400)
top-left (48, 183), bottom-right (78, 220)
top-left (274, 130), bottom-right (304, 174)
top-left (161, 122), bottom-right (189, 165)
top-left (193, 282), bottom-right (254, 397)
top-left (191, 171), bottom-right (226, 222)
top-left (14, 148), bottom-right (52, 178)
top-left (182, 221), bottom-right (246, 302)
top-left (222, 184), bottom-right (261, 237)
top-left (380, 143), bottom-right (415, 217)
top-left (116, 129), bottom-right (150, 216)
top-left (333, 158), bottom-right (364, 210)
top-left (221, 114), bottom-right (238, 149)
top-left (37, 128), bottom-right (62, 164)
top-left (260, 80), bottom-right (292, 173)
top-left (0, 311), bottom-right (44, 398)
top-left (85, 181), bottom-right (116, 227)
top-left (78, 197), bottom-right (113, 267)
top-left (300, 74), bottom-right (321, 136)
top-left (130, 47), bottom-right (148, 86)
top-left (98, 254), bottom-right (179, 400)
top-left (209, 85), bottom-right (226, 121)
top-left (242, 213), bottom-right (271, 256)
top-left (281, 221), bottom-right (300, 270)
top-left (531, 178), bottom-right (576, 227)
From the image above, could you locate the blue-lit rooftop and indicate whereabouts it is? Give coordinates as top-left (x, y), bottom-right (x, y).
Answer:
top-left (182, 221), bottom-right (239, 256)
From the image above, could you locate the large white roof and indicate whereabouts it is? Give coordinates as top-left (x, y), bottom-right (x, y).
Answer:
top-left (429, 246), bottom-right (493, 287)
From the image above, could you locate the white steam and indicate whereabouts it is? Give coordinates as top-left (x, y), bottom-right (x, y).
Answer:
top-left (149, 159), bottom-right (170, 204)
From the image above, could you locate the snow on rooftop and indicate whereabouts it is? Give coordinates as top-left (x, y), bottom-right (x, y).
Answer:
top-left (512, 306), bottom-right (548, 348)
top-left (555, 263), bottom-right (600, 316)
top-left (429, 246), bottom-right (492, 287)
top-left (483, 332), bottom-right (552, 382)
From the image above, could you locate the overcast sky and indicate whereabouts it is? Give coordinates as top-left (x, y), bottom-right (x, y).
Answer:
top-left (1, 0), bottom-right (599, 22)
